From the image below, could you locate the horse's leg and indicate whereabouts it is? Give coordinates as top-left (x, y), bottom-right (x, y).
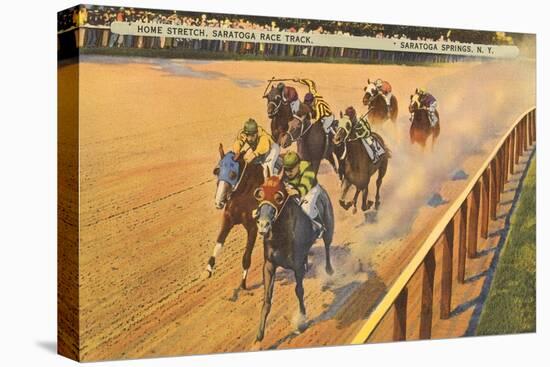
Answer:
top-left (206, 214), bottom-right (233, 276)
top-left (323, 234), bottom-right (334, 276)
top-left (256, 260), bottom-right (276, 342)
top-left (294, 268), bottom-right (307, 331)
top-left (240, 222), bottom-right (257, 290)
top-left (351, 188), bottom-right (361, 214)
top-left (375, 159), bottom-right (389, 210)
top-left (361, 173), bottom-right (373, 212)
top-left (339, 179), bottom-right (352, 210)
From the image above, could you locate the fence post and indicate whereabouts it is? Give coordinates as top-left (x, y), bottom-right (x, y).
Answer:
top-left (515, 125), bottom-right (521, 164)
top-left (458, 202), bottom-right (467, 283)
top-left (490, 159), bottom-right (498, 220)
top-left (509, 129), bottom-right (515, 175)
top-left (504, 138), bottom-right (510, 183)
top-left (393, 288), bottom-right (408, 341)
top-left (467, 182), bottom-right (481, 258)
top-left (480, 169), bottom-right (490, 239)
top-left (440, 221), bottom-right (454, 319)
top-left (419, 247), bottom-right (436, 339)
top-left (499, 149), bottom-right (506, 193)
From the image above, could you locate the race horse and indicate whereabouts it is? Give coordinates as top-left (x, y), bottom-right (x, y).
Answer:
top-left (332, 117), bottom-right (390, 213)
top-left (253, 173), bottom-right (335, 341)
top-left (408, 93), bottom-right (441, 148)
top-left (207, 144), bottom-right (264, 289)
top-left (264, 85), bottom-right (338, 174)
top-left (362, 79), bottom-right (398, 124)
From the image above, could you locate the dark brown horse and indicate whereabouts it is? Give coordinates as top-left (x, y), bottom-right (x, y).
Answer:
top-left (206, 144), bottom-right (264, 289)
top-left (408, 93), bottom-right (441, 148)
top-left (333, 117), bottom-right (390, 213)
top-left (264, 85), bottom-right (338, 174)
top-left (253, 174), bottom-right (334, 341)
top-left (362, 79), bottom-right (398, 124)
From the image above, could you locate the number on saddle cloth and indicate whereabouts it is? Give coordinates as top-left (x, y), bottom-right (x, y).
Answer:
top-left (218, 152), bottom-right (241, 188)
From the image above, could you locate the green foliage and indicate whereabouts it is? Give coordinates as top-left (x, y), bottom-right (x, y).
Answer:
top-left (477, 157), bottom-right (536, 335)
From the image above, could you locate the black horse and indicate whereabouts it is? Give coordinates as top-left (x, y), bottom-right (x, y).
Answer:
top-left (408, 93), bottom-right (441, 149)
top-left (253, 174), bottom-right (335, 341)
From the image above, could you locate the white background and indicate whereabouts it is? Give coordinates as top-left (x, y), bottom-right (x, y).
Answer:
top-left (0, 0), bottom-right (547, 366)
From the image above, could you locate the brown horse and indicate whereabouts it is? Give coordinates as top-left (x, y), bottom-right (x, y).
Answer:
top-left (333, 117), bottom-right (390, 213)
top-left (362, 79), bottom-right (398, 124)
top-left (408, 93), bottom-right (441, 148)
top-left (207, 144), bottom-right (264, 289)
top-left (253, 174), bottom-right (334, 341)
top-left (264, 85), bottom-right (338, 174)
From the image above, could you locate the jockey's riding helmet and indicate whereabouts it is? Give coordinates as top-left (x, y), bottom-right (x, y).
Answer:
top-left (283, 151), bottom-right (301, 170)
top-left (375, 79), bottom-right (383, 88)
top-left (243, 118), bottom-right (258, 135)
top-left (344, 106), bottom-right (357, 119)
top-left (304, 92), bottom-right (314, 104)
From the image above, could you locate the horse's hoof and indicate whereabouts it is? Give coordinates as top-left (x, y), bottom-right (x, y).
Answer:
top-left (326, 266), bottom-right (334, 276)
top-left (352, 206), bottom-right (357, 214)
top-left (367, 200), bottom-right (374, 210)
top-left (200, 269), bottom-right (213, 280)
top-left (375, 201), bottom-right (381, 210)
top-left (256, 330), bottom-right (265, 342)
top-left (240, 279), bottom-right (247, 290)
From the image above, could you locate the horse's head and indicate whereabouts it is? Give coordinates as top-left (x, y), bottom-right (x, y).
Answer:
top-left (286, 117), bottom-right (304, 144)
top-left (409, 91), bottom-right (421, 114)
top-left (253, 173), bottom-right (288, 237)
top-left (362, 79), bottom-right (377, 106)
top-left (263, 85), bottom-right (284, 118)
top-left (213, 143), bottom-right (242, 209)
top-left (332, 114), bottom-right (352, 146)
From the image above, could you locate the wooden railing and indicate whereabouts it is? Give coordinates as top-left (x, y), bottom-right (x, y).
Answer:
top-left (351, 107), bottom-right (536, 344)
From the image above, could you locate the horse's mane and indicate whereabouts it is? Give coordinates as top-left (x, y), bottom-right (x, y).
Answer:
top-left (233, 157), bottom-right (264, 195)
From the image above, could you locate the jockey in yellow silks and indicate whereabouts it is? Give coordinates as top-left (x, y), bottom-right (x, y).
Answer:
top-left (293, 78), bottom-right (335, 133)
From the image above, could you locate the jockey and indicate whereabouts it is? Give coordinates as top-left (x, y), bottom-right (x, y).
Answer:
top-left (282, 151), bottom-right (324, 238)
top-left (417, 88), bottom-right (438, 126)
top-left (345, 106), bottom-right (385, 163)
top-left (276, 82), bottom-right (300, 117)
top-left (374, 78), bottom-right (393, 115)
top-left (294, 78), bottom-right (335, 133)
top-left (233, 118), bottom-right (281, 178)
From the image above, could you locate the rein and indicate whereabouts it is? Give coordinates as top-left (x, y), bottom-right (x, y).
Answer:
top-left (231, 161), bottom-right (248, 193)
top-left (259, 194), bottom-right (290, 222)
top-left (287, 116), bottom-right (312, 143)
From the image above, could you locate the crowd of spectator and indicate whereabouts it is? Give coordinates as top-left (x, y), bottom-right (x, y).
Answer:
top-left (58, 5), bottom-right (516, 62)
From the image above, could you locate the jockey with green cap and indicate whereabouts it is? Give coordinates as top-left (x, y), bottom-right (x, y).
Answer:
top-left (233, 118), bottom-right (281, 177)
top-left (282, 151), bottom-right (324, 238)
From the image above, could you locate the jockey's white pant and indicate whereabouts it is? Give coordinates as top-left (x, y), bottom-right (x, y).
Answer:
top-left (261, 143), bottom-right (281, 177)
top-left (383, 92), bottom-right (393, 106)
top-left (300, 184), bottom-right (322, 220)
top-left (320, 114), bottom-right (335, 133)
top-left (428, 101), bottom-right (438, 127)
top-left (290, 99), bottom-right (300, 115)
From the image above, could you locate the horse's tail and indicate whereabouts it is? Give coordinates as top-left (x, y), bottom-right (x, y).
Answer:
top-left (371, 132), bottom-right (392, 159)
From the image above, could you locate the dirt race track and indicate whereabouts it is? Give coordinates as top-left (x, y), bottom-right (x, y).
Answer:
top-left (60, 55), bottom-right (534, 360)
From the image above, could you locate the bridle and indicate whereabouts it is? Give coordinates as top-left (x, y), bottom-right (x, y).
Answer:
top-left (286, 116), bottom-right (312, 143)
top-left (258, 193), bottom-right (290, 222)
